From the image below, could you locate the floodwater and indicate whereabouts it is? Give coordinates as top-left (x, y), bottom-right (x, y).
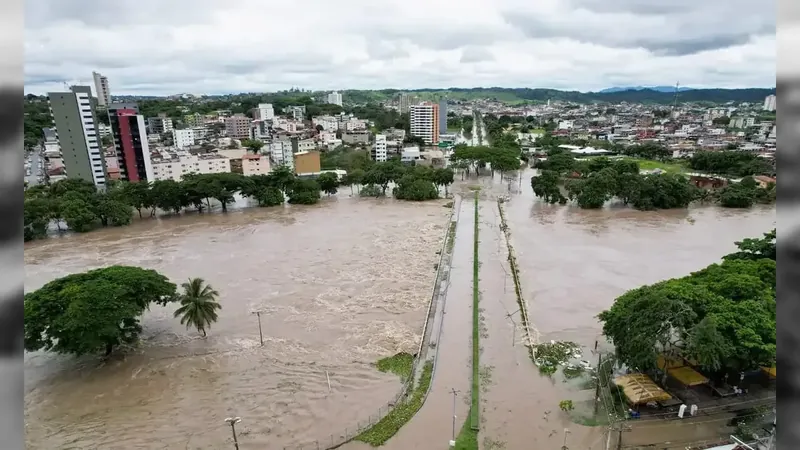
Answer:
top-left (477, 199), bottom-right (602, 450)
top-left (455, 169), bottom-right (776, 449)
top-left (23, 196), bottom-right (451, 449)
top-left (369, 197), bottom-right (475, 450)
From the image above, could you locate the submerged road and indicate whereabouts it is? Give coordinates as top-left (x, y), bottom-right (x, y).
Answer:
top-left (476, 199), bottom-right (600, 449)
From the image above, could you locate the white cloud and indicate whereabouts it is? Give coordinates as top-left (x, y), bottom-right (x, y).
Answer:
top-left (24, 0), bottom-right (776, 95)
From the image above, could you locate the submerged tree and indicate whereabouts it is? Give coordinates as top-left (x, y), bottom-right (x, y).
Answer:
top-left (24, 266), bottom-right (177, 356)
top-left (598, 235), bottom-right (776, 374)
top-left (173, 278), bottom-right (222, 337)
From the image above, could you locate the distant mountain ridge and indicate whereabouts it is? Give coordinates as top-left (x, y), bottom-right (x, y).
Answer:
top-left (351, 87), bottom-right (777, 105)
top-left (598, 86), bottom-right (695, 93)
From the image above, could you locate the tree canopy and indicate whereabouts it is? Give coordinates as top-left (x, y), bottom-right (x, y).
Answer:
top-left (598, 232), bottom-right (776, 374)
top-left (24, 266), bottom-right (178, 356)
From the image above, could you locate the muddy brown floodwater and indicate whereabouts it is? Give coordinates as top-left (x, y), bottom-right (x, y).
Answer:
top-left (454, 170), bottom-right (775, 449)
top-left (24, 197), bottom-right (451, 449)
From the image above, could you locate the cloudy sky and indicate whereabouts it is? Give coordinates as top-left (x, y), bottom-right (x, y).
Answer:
top-left (24, 0), bottom-right (776, 96)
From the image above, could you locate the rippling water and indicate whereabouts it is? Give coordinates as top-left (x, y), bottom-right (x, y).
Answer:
top-left (24, 196), bottom-right (451, 449)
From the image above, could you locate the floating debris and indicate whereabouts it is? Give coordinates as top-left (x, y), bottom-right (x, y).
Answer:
top-left (534, 341), bottom-right (582, 376)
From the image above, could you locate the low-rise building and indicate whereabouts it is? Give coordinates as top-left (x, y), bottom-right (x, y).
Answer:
top-left (151, 152), bottom-right (232, 181)
top-left (312, 115), bottom-right (339, 131)
top-left (173, 129), bottom-right (196, 149)
top-left (224, 114), bottom-right (251, 139)
top-left (294, 151), bottom-right (321, 175)
top-left (148, 115), bottom-right (174, 135)
top-left (241, 153), bottom-right (271, 176)
top-left (342, 131), bottom-right (370, 145)
top-left (401, 146), bottom-right (421, 163)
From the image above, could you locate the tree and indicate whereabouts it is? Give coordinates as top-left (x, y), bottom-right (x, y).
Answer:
top-left (119, 182), bottom-right (153, 218)
top-left (317, 172), bottom-right (339, 196)
top-left (393, 175), bottom-right (439, 201)
top-left (92, 193), bottom-right (133, 227)
top-left (173, 278), bottom-right (222, 337)
top-left (241, 138), bottom-right (264, 154)
top-left (24, 197), bottom-right (51, 241)
top-left (24, 266), bottom-right (178, 356)
top-left (60, 198), bottom-right (98, 232)
top-left (433, 168), bottom-right (454, 196)
top-left (688, 151), bottom-right (771, 177)
top-left (254, 187), bottom-right (284, 207)
top-left (531, 170), bottom-right (566, 204)
top-left (150, 180), bottom-right (188, 214)
top-left (723, 229), bottom-right (776, 262)
top-left (287, 178), bottom-right (320, 204)
top-left (717, 183), bottom-right (756, 208)
top-left (567, 168), bottom-right (617, 209)
top-left (360, 184), bottom-right (382, 197)
top-left (599, 252), bottom-right (775, 374)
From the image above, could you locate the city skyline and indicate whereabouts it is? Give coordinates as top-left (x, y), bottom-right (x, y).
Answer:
top-left (24, 0), bottom-right (775, 96)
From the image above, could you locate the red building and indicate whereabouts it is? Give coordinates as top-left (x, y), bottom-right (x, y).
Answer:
top-left (108, 103), bottom-right (153, 182)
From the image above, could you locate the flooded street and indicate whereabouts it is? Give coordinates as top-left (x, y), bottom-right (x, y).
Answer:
top-left (454, 169), bottom-right (775, 448)
top-left (476, 199), bottom-right (602, 450)
top-left (24, 197), bottom-right (451, 449)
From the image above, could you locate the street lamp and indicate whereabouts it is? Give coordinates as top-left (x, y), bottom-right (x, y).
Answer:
top-left (225, 416), bottom-right (242, 450)
top-left (251, 310), bottom-right (264, 346)
top-left (449, 388), bottom-right (460, 447)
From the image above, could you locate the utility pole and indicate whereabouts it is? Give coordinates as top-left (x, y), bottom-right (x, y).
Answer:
top-left (225, 417), bottom-right (242, 450)
top-left (594, 341), bottom-right (602, 416)
top-left (449, 388), bottom-right (460, 446)
top-left (251, 310), bottom-right (264, 346)
top-left (561, 428), bottom-right (570, 450)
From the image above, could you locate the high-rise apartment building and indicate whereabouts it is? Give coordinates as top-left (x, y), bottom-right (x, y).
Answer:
top-left (372, 134), bottom-right (388, 162)
top-left (108, 103), bottom-right (154, 182)
top-left (254, 103), bottom-right (275, 121)
top-left (438, 98), bottom-right (448, 132)
top-left (399, 93), bottom-right (410, 114)
top-left (327, 91), bottom-right (343, 107)
top-left (47, 85), bottom-right (107, 187)
top-left (409, 102), bottom-right (440, 145)
top-left (92, 71), bottom-right (111, 107)
top-left (763, 94), bottom-right (777, 112)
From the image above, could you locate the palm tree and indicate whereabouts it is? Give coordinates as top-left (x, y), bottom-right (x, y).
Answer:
top-left (174, 278), bottom-right (222, 337)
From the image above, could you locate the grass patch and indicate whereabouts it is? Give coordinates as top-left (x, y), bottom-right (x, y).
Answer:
top-left (470, 192), bottom-right (480, 431)
top-left (467, 185), bottom-right (482, 191)
top-left (355, 361), bottom-right (433, 446)
top-left (453, 411), bottom-right (479, 450)
top-left (562, 364), bottom-right (586, 379)
top-left (627, 158), bottom-right (689, 174)
top-left (447, 221), bottom-right (457, 253)
top-left (375, 352), bottom-right (414, 382)
top-left (534, 341), bottom-right (581, 376)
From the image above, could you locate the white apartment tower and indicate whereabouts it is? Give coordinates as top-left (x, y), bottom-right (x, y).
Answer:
top-left (763, 94), bottom-right (776, 112)
top-left (327, 91), bottom-right (343, 106)
top-left (372, 134), bottom-right (388, 162)
top-left (409, 102), bottom-right (440, 145)
top-left (254, 103), bottom-right (275, 120)
top-left (92, 71), bottom-right (111, 107)
top-left (399, 93), bottom-right (410, 114)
